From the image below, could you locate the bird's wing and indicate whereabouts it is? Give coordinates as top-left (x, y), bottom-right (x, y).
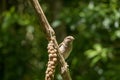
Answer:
top-left (59, 43), bottom-right (63, 47)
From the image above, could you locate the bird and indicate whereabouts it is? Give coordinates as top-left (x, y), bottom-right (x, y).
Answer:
top-left (59, 36), bottom-right (74, 59)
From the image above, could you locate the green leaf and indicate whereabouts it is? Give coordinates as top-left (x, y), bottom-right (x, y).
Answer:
top-left (93, 44), bottom-right (102, 52)
top-left (85, 50), bottom-right (98, 58)
top-left (90, 56), bottom-right (101, 66)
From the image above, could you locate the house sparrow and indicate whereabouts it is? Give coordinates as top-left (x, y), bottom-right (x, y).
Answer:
top-left (59, 36), bottom-right (74, 59)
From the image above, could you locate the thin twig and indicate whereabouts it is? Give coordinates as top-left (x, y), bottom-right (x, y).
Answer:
top-left (29, 0), bottom-right (72, 80)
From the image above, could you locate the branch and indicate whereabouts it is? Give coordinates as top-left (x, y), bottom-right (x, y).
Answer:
top-left (29, 0), bottom-right (72, 80)
top-left (30, 0), bottom-right (54, 40)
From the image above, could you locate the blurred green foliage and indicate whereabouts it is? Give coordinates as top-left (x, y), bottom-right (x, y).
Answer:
top-left (0, 0), bottom-right (120, 80)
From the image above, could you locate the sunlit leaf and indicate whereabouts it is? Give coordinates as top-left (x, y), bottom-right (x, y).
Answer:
top-left (52, 20), bottom-right (61, 28)
top-left (93, 44), bottom-right (102, 52)
top-left (115, 30), bottom-right (120, 38)
top-left (85, 50), bottom-right (98, 58)
top-left (90, 56), bottom-right (101, 66)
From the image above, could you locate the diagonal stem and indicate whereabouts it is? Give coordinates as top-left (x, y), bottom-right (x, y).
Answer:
top-left (29, 0), bottom-right (72, 80)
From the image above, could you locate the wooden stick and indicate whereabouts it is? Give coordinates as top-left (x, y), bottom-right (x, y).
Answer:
top-left (30, 0), bottom-right (72, 80)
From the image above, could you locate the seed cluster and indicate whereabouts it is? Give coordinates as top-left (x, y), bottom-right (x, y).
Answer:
top-left (45, 39), bottom-right (57, 80)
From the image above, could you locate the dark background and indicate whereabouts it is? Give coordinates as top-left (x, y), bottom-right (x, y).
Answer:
top-left (0, 0), bottom-right (120, 80)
